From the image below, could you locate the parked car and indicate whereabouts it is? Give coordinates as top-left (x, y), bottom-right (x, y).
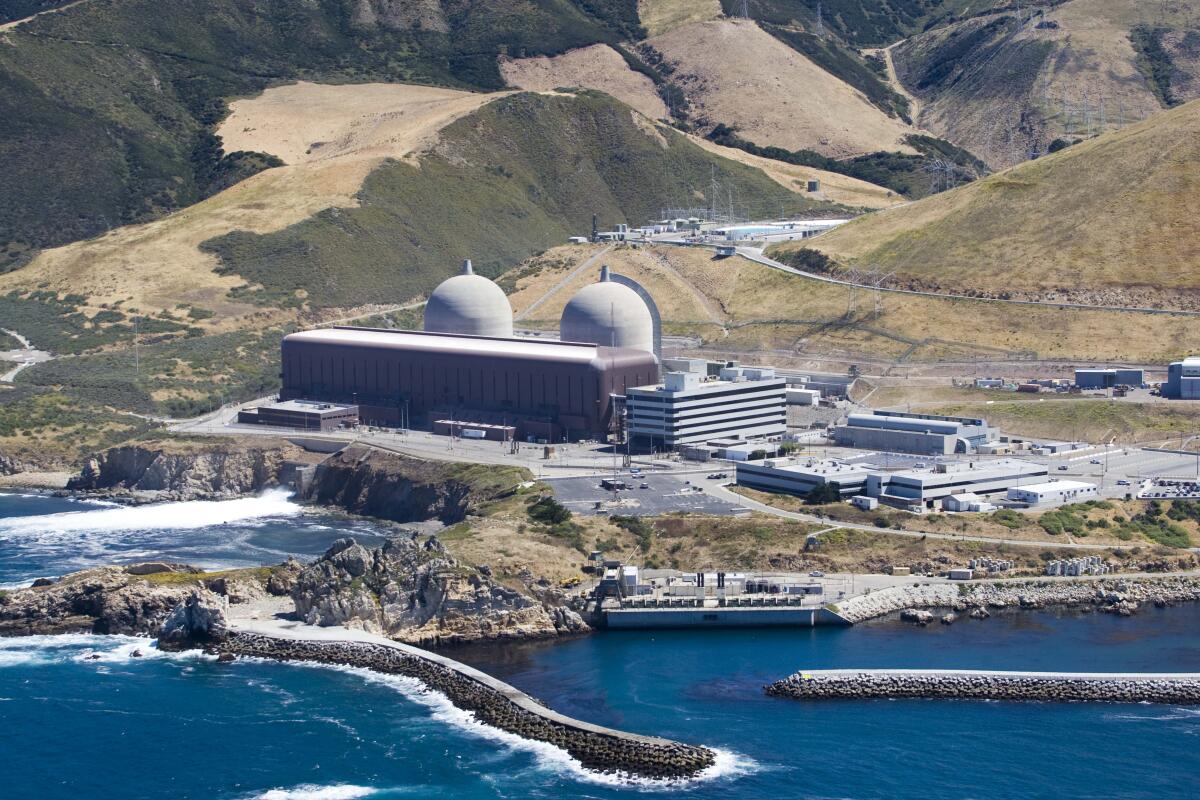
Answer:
top-left (1058, 465), bottom-right (1069, 470)
top-left (809, 570), bottom-right (825, 578)
top-left (1116, 480), bottom-right (1130, 486)
top-left (1090, 459), bottom-right (1101, 464)
top-left (639, 482), bottom-right (650, 489)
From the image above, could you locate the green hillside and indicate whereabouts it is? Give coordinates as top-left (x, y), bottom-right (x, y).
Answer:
top-left (202, 90), bottom-right (843, 310)
top-left (0, 0), bottom-right (632, 270)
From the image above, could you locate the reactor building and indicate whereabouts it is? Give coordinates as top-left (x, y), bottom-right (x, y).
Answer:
top-left (276, 261), bottom-right (660, 441)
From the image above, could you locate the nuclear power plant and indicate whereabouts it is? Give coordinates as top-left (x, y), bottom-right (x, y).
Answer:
top-left (272, 261), bottom-right (662, 441)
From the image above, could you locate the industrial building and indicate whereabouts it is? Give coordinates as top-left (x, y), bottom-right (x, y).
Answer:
top-left (831, 410), bottom-right (992, 455)
top-left (625, 366), bottom-right (787, 449)
top-left (1007, 480), bottom-right (1098, 507)
top-left (275, 261), bottom-right (659, 441)
top-left (1164, 357), bottom-right (1200, 399)
top-left (237, 399), bottom-right (358, 431)
top-left (1074, 368), bottom-right (1145, 389)
top-left (736, 457), bottom-right (1048, 510)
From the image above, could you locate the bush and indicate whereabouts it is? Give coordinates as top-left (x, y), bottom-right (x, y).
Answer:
top-left (805, 482), bottom-right (842, 505)
top-left (528, 496), bottom-right (571, 525)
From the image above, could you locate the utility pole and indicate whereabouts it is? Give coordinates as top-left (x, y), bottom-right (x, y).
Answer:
top-left (133, 315), bottom-right (140, 378)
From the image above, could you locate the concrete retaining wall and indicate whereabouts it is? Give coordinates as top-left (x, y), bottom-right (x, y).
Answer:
top-left (767, 669), bottom-right (1200, 704)
top-left (604, 606), bottom-right (850, 628)
top-left (221, 631), bottom-right (715, 779)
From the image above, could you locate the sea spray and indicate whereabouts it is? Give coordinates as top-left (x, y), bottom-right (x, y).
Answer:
top-left (0, 488), bottom-right (302, 537)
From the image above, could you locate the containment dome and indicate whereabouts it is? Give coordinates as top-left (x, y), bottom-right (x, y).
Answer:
top-left (423, 260), bottom-right (514, 338)
top-left (560, 265), bottom-right (654, 353)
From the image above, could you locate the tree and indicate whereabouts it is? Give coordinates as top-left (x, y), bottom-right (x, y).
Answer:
top-left (804, 482), bottom-right (842, 505)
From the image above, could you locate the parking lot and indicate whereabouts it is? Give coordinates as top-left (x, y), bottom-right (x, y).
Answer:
top-left (543, 472), bottom-right (742, 517)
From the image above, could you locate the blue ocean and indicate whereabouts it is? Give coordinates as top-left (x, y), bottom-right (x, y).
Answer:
top-left (1, 490), bottom-right (1198, 800)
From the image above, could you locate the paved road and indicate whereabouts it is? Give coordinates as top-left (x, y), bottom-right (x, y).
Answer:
top-left (0, 328), bottom-right (53, 382)
top-left (702, 482), bottom-right (1128, 551)
top-left (729, 245), bottom-right (1200, 318)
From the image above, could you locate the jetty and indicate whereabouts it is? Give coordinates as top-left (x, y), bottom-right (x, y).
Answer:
top-left (766, 669), bottom-right (1200, 704)
top-left (207, 617), bottom-right (716, 780)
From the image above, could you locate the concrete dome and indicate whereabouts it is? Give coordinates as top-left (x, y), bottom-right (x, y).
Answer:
top-left (560, 265), bottom-right (654, 353)
top-left (424, 260), bottom-right (513, 338)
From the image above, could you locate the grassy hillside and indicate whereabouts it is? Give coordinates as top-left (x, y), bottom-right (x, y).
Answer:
top-left (502, 243), bottom-right (1200, 364)
top-left (771, 99), bottom-right (1200, 305)
top-left (0, 0), bottom-right (631, 270)
top-left (892, 0), bottom-right (1200, 168)
top-left (199, 90), bottom-right (841, 310)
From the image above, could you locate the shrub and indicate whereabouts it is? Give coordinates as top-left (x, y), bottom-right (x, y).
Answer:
top-left (528, 496), bottom-right (571, 525)
top-left (805, 482), bottom-right (842, 505)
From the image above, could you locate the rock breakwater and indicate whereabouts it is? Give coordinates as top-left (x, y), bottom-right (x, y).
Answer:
top-left (216, 630), bottom-right (715, 780)
top-left (767, 669), bottom-right (1200, 704)
top-left (834, 576), bottom-right (1200, 624)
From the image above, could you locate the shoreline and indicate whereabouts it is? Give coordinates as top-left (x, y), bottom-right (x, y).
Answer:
top-left (833, 575), bottom-right (1200, 624)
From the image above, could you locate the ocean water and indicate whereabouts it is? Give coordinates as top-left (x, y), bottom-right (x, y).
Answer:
top-left (1, 492), bottom-right (1198, 799)
top-left (0, 489), bottom-right (390, 588)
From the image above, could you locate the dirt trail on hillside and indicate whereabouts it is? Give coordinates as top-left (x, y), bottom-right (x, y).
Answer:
top-left (0, 84), bottom-right (505, 327)
top-left (0, 0), bottom-right (91, 32)
top-left (499, 44), bottom-right (668, 120)
top-left (649, 19), bottom-right (917, 157)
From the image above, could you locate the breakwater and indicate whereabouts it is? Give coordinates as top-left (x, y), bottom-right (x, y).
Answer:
top-left (835, 575), bottom-right (1200, 624)
top-left (218, 629), bottom-right (716, 780)
top-left (766, 669), bottom-right (1200, 704)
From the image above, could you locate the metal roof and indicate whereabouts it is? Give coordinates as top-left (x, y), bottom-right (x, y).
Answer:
top-left (285, 327), bottom-right (654, 366)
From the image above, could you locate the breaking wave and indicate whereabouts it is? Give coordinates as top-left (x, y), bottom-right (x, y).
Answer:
top-left (0, 489), bottom-right (301, 537)
top-left (250, 786), bottom-right (381, 800)
top-left (0, 634), bottom-right (214, 668)
top-left (263, 658), bottom-right (757, 791)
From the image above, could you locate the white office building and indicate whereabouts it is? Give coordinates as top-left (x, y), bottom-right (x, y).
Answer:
top-left (626, 368), bottom-right (787, 449)
top-left (1007, 480), bottom-right (1098, 507)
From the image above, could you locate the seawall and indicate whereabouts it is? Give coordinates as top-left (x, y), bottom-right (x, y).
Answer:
top-left (834, 575), bottom-right (1200, 624)
top-left (767, 669), bottom-right (1200, 704)
top-left (217, 625), bottom-right (715, 780)
top-left (603, 605), bottom-right (851, 628)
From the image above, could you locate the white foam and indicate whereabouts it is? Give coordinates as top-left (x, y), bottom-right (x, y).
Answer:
top-left (0, 633), bottom-right (214, 667)
top-left (0, 488), bottom-right (301, 537)
top-left (251, 785), bottom-right (379, 800)
top-left (260, 659), bottom-right (757, 791)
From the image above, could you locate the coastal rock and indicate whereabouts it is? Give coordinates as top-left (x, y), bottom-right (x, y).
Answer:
top-left (158, 588), bottom-right (230, 648)
top-left (266, 557), bottom-right (303, 596)
top-left (302, 444), bottom-right (530, 525)
top-left (0, 566), bottom-right (195, 636)
top-left (68, 438), bottom-right (314, 500)
top-left (0, 563), bottom-right (285, 636)
top-left (969, 607), bottom-right (990, 620)
top-left (940, 613), bottom-right (957, 625)
top-left (291, 535), bottom-right (587, 646)
top-left (899, 608), bottom-right (934, 625)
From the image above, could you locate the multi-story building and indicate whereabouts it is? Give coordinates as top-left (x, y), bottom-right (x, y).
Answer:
top-left (625, 367), bottom-right (787, 449)
top-left (831, 410), bottom-right (992, 455)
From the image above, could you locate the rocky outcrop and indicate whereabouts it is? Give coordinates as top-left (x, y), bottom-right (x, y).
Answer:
top-left (0, 562), bottom-right (291, 636)
top-left (835, 576), bottom-right (1200, 624)
top-left (158, 588), bottom-right (230, 648)
top-left (217, 631), bottom-right (714, 779)
top-left (767, 670), bottom-right (1200, 704)
top-left (303, 445), bottom-right (530, 524)
top-left (68, 438), bottom-right (312, 499)
top-left (291, 535), bottom-right (588, 646)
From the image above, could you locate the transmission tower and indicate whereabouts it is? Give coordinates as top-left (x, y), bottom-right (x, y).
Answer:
top-left (739, 0), bottom-right (750, 19)
top-left (816, 2), bottom-right (825, 37)
top-left (845, 267), bottom-right (861, 318)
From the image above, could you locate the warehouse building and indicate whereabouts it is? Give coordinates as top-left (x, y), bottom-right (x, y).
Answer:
top-left (237, 399), bottom-right (358, 431)
top-left (1074, 368), bottom-right (1145, 389)
top-left (735, 458), bottom-right (873, 498)
top-left (1007, 480), bottom-right (1098, 507)
top-left (625, 366), bottom-right (787, 449)
top-left (831, 410), bottom-right (992, 455)
top-left (276, 261), bottom-right (659, 441)
top-left (1164, 357), bottom-right (1200, 399)
top-left (736, 457), bottom-right (1047, 509)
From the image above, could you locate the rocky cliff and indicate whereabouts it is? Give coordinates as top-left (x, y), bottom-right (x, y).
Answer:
top-left (0, 560), bottom-right (300, 636)
top-left (68, 437), bottom-right (314, 499)
top-left (303, 445), bottom-right (531, 524)
top-left (292, 536), bottom-right (588, 646)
